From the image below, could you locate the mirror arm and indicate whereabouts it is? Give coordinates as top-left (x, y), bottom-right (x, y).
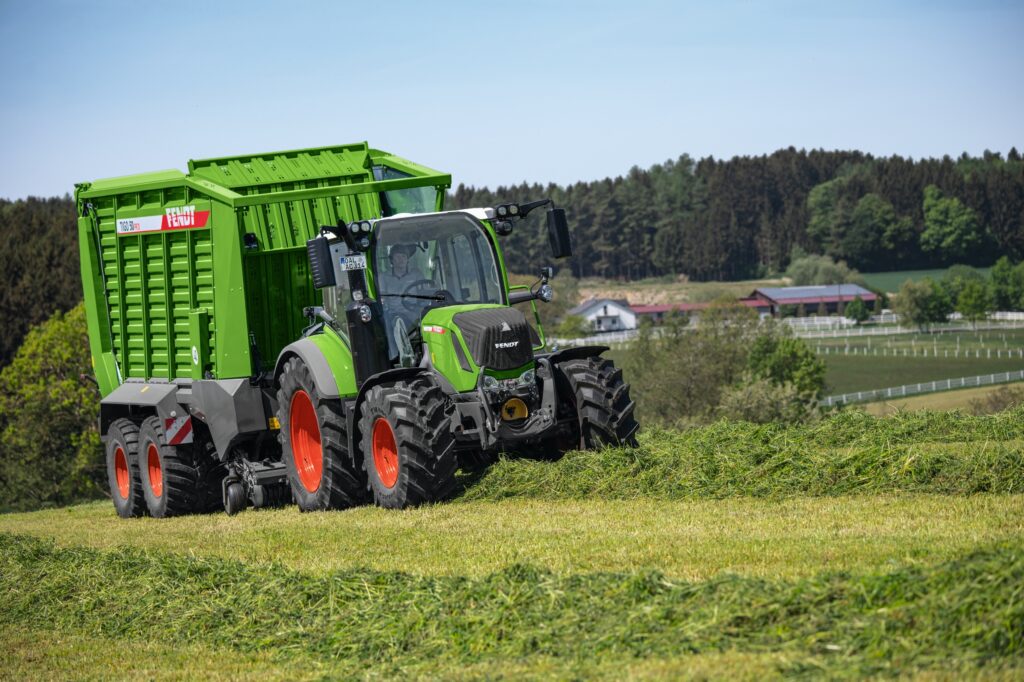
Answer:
top-left (517, 199), bottom-right (552, 218)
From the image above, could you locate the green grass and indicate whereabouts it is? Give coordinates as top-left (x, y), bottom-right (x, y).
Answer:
top-left (4, 409), bottom-right (1024, 678)
top-left (825, 354), bottom-right (1024, 394)
top-left (861, 267), bottom-right (992, 293)
top-left (0, 626), bottom-right (298, 681)
top-left (2, 534), bottom-right (1022, 679)
top-left (863, 383), bottom-right (1024, 416)
top-left (462, 410), bottom-right (1024, 502)
top-left (2, 495), bottom-right (1021, 581)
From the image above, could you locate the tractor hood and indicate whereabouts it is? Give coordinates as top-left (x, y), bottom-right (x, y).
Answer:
top-left (420, 305), bottom-right (539, 392)
top-left (451, 307), bottom-right (534, 371)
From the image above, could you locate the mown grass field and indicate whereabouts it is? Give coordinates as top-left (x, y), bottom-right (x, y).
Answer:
top-left (3, 409), bottom-right (1024, 679)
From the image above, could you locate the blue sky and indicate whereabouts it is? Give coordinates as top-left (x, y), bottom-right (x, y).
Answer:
top-left (0, 0), bottom-right (1021, 199)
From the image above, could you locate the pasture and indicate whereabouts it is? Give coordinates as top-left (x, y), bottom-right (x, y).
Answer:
top-left (860, 266), bottom-right (992, 293)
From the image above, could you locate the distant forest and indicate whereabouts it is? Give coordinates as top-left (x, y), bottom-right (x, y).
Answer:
top-left (3, 148), bottom-right (1023, 365)
top-left (449, 148), bottom-right (1024, 280)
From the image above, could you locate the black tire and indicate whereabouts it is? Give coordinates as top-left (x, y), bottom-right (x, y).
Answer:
top-left (105, 418), bottom-right (145, 518)
top-left (224, 481), bottom-right (247, 516)
top-left (359, 376), bottom-right (456, 509)
top-left (276, 356), bottom-right (365, 512)
top-left (138, 416), bottom-right (200, 518)
top-left (557, 355), bottom-right (639, 449)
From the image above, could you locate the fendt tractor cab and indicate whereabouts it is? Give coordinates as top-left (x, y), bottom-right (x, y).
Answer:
top-left (76, 144), bottom-right (637, 517)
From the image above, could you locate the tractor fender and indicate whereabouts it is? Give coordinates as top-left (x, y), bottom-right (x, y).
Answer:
top-left (537, 345), bottom-right (610, 367)
top-left (274, 338), bottom-right (341, 399)
top-left (348, 367), bottom-right (432, 454)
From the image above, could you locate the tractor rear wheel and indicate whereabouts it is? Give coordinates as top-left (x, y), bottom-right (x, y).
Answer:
top-left (276, 356), bottom-right (365, 512)
top-left (359, 376), bottom-right (456, 509)
top-left (556, 355), bottom-right (639, 449)
top-left (105, 418), bottom-right (145, 518)
top-left (138, 416), bottom-right (201, 518)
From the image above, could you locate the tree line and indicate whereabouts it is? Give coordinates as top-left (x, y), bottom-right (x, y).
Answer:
top-left (3, 148), bottom-right (1024, 365)
top-left (448, 148), bottom-right (1024, 280)
top-left (894, 259), bottom-right (1024, 330)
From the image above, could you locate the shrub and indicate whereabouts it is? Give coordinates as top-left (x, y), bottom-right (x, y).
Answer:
top-left (717, 373), bottom-right (820, 424)
top-left (0, 303), bottom-right (102, 511)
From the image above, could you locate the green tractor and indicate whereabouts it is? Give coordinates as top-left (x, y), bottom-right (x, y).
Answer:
top-left (77, 144), bottom-right (637, 515)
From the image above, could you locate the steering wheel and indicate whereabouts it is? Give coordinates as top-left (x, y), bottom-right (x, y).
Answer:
top-left (401, 279), bottom-right (437, 312)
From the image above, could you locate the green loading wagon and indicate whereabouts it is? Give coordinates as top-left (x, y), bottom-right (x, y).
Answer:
top-left (76, 143), bottom-right (637, 516)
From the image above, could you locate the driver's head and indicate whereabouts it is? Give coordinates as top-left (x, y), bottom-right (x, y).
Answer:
top-left (388, 243), bottom-right (417, 272)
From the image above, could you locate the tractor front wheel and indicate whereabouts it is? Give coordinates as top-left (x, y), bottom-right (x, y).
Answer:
top-left (556, 355), bottom-right (639, 449)
top-left (359, 377), bottom-right (456, 509)
top-left (276, 356), bottom-right (365, 512)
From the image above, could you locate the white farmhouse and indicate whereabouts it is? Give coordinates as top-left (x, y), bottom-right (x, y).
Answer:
top-left (567, 298), bottom-right (637, 332)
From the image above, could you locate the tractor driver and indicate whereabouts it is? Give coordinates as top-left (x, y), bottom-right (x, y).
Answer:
top-left (378, 242), bottom-right (438, 326)
top-left (378, 243), bottom-right (427, 295)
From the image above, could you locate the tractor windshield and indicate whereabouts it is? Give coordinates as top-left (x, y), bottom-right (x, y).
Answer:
top-left (373, 212), bottom-right (504, 326)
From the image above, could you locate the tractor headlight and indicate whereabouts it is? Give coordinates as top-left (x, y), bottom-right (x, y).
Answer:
top-left (519, 369), bottom-right (535, 385)
top-left (481, 375), bottom-right (499, 390)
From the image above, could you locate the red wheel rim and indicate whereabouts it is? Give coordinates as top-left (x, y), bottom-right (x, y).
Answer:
top-left (114, 446), bottom-right (130, 499)
top-left (147, 443), bottom-right (163, 498)
top-left (372, 418), bottom-right (399, 489)
top-left (290, 390), bottom-right (323, 493)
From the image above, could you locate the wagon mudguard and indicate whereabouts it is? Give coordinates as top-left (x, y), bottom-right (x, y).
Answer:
top-left (99, 381), bottom-right (180, 438)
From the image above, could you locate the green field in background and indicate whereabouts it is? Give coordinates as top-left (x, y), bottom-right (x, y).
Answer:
top-left (825, 354), bottom-right (1024, 394)
top-left (861, 266), bottom-right (992, 293)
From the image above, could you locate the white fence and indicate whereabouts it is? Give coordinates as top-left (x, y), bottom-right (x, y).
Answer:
top-left (820, 370), bottom-right (1024, 407)
top-left (783, 316), bottom-right (856, 332)
top-left (815, 346), bottom-right (1024, 359)
top-left (552, 320), bottom-right (1024, 348)
top-left (796, 320), bottom-right (1024, 340)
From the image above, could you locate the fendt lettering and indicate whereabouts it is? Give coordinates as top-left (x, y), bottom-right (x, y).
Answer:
top-left (76, 143), bottom-right (638, 519)
top-left (164, 205), bottom-right (197, 227)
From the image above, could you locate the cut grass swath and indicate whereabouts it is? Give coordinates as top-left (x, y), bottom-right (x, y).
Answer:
top-left (461, 408), bottom-right (1024, 502)
top-left (1, 534), bottom-right (1021, 678)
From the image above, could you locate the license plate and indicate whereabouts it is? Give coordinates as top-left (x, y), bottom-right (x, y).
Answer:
top-left (339, 254), bottom-right (367, 271)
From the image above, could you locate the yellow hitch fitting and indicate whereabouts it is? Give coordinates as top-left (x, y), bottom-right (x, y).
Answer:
top-left (500, 398), bottom-right (529, 422)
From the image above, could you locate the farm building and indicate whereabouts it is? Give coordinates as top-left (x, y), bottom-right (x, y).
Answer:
top-left (632, 298), bottom-right (773, 324)
top-left (567, 298), bottom-right (637, 332)
top-left (747, 284), bottom-right (877, 316)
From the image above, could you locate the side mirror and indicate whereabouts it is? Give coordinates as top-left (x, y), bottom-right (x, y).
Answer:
top-left (306, 235), bottom-right (336, 289)
top-left (546, 208), bottom-right (572, 259)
